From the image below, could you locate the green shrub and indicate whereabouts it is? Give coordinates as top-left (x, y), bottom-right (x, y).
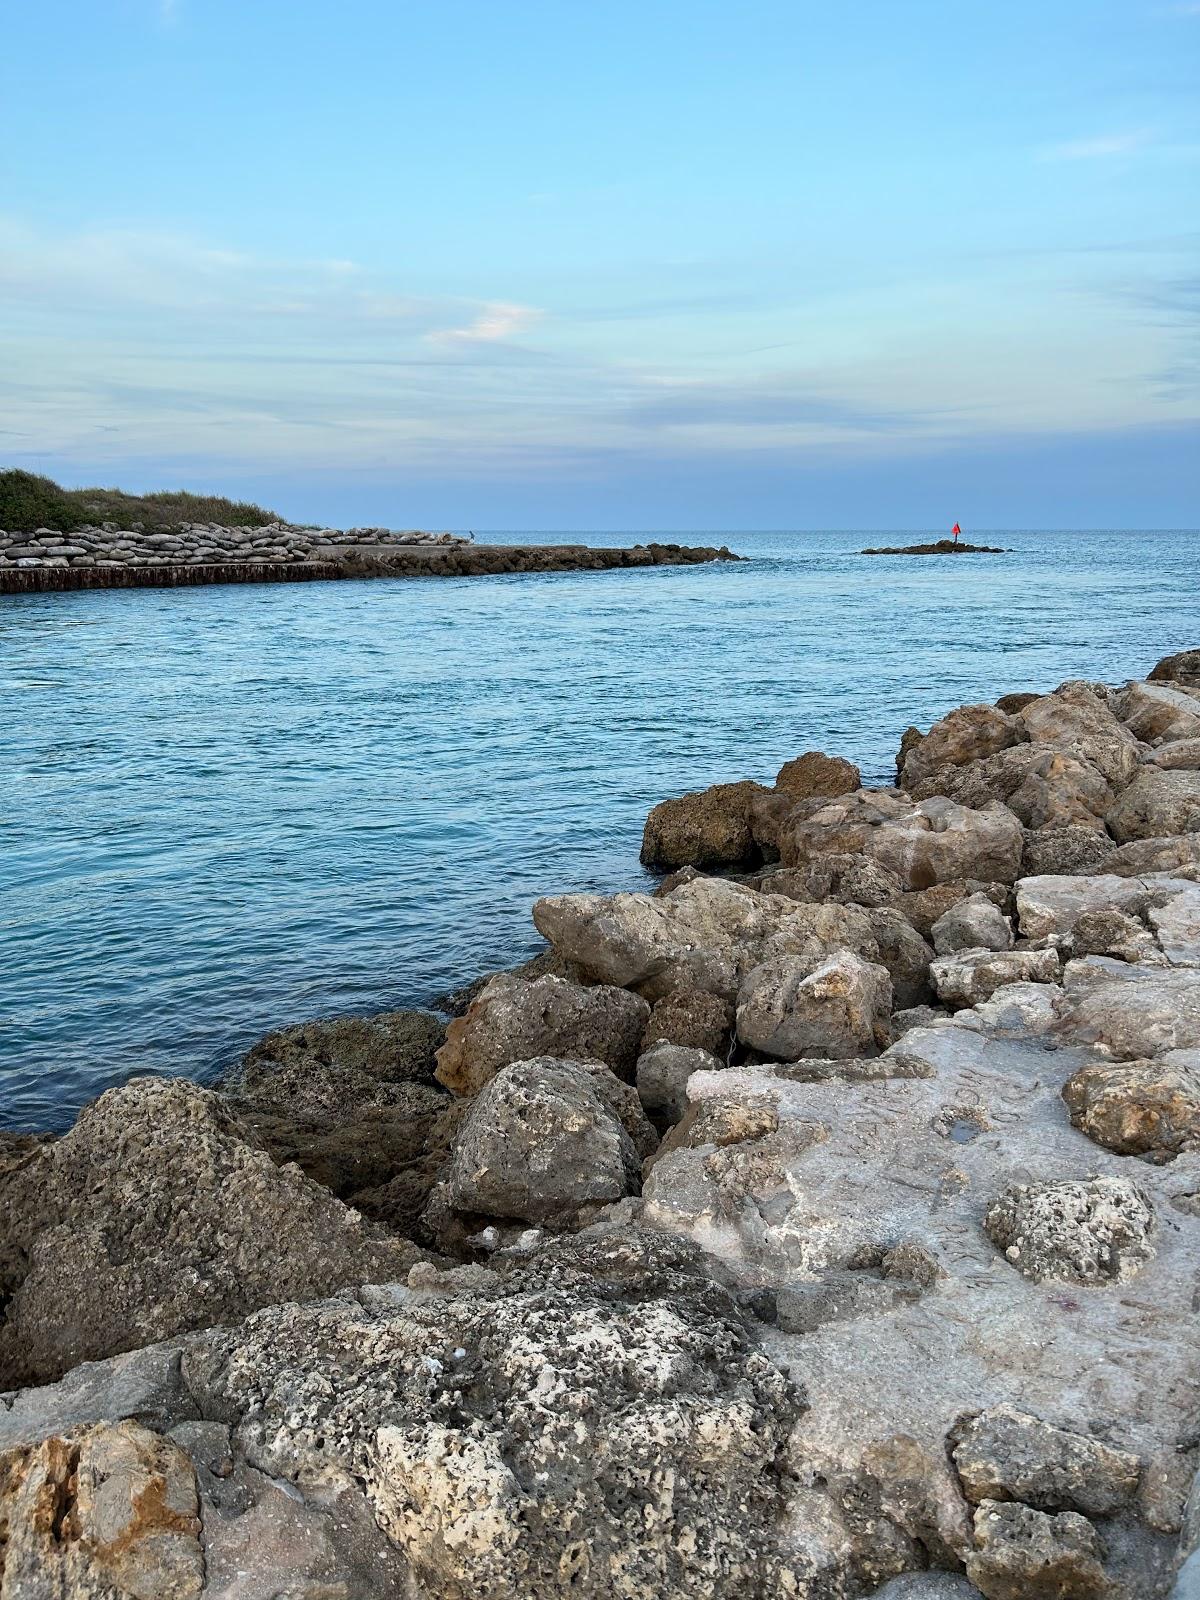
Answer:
top-left (0, 469), bottom-right (281, 533)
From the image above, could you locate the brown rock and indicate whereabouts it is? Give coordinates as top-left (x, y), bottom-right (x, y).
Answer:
top-left (899, 704), bottom-right (1019, 790)
top-left (735, 949), bottom-right (893, 1059)
top-left (1119, 678), bottom-right (1200, 745)
top-left (1062, 1057), bottom-right (1200, 1157)
top-left (640, 986), bottom-right (734, 1057)
top-left (964, 1500), bottom-right (1109, 1600)
top-left (893, 879), bottom-right (1009, 940)
top-left (952, 1405), bottom-right (1140, 1517)
top-left (1148, 647), bottom-right (1200, 688)
top-left (774, 750), bottom-right (861, 799)
top-left (641, 779), bottom-right (772, 870)
top-left (1020, 824), bottom-right (1115, 877)
top-left (1107, 767), bottom-right (1200, 843)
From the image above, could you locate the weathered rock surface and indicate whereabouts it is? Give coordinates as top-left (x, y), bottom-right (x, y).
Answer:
top-left (898, 704), bottom-right (1019, 790)
top-left (983, 1174), bottom-right (1156, 1284)
top-left (180, 1228), bottom-right (805, 1599)
top-left (1063, 1057), bottom-right (1200, 1157)
top-left (1059, 957), bottom-right (1200, 1057)
top-left (636, 1042), bottom-right (723, 1125)
top-left (0, 1078), bottom-right (423, 1386)
top-left (736, 949), bottom-right (893, 1059)
top-left (930, 946), bottom-right (1060, 1009)
top-left (641, 779), bottom-right (771, 871)
top-left (435, 972), bottom-right (650, 1094)
top-left (779, 791), bottom-right (1025, 889)
top-left (774, 750), bottom-right (861, 799)
top-left (440, 1057), bottom-right (648, 1226)
top-left (951, 1405), bottom-right (1141, 1516)
top-left (964, 1499), bottom-right (1109, 1600)
top-left (1020, 822), bottom-right (1115, 877)
top-left (931, 893), bottom-right (1013, 955)
top-left (533, 875), bottom-right (881, 1003)
top-left (1120, 679), bottom-right (1200, 746)
top-left (641, 985), bottom-right (734, 1057)
top-left (1108, 767), bottom-right (1200, 843)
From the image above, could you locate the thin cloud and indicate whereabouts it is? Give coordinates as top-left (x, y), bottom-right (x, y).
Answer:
top-left (1038, 130), bottom-right (1153, 162)
top-left (430, 302), bottom-right (541, 344)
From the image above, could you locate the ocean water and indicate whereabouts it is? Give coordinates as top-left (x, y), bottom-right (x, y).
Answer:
top-left (2, 528), bottom-right (1197, 1131)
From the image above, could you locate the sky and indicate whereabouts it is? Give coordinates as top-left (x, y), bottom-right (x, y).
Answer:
top-left (2, 0), bottom-right (1198, 528)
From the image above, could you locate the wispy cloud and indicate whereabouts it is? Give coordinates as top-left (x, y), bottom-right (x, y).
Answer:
top-left (430, 302), bottom-right (542, 344)
top-left (1038, 130), bottom-right (1153, 162)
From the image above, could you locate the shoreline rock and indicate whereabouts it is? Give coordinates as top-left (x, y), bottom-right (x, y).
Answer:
top-left (3, 643), bottom-right (1200, 1597)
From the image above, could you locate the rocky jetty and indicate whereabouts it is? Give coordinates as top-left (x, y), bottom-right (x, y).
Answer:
top-left (3, 647), bottom-right (1200, 1598)
top-left (0, 522), bottom-right (740, 592)
top-left (862, 539), bottom-right (1008, 555)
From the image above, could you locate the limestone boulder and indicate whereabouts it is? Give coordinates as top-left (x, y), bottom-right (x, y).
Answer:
top-left (443, 1057), bottom-right (649, 1226)
top-left (893, 879), bottom-right (1010, 940)
top-left (640, 779), bottom-right (771, 870)
top-left (865, 906), bottom-right (936, 1007)
top-left (1108, 768), bottom-right (1200, 844)
top-left (1119, 679), bottom-right (1200, 746)
top-left (983, 1175), bottom-right (1156, 1285)
top-left (898, 704), bottom-right (1019, 790)
top-left (751, 855), bottom-right (905, 907)
top-left (780, 790), bottom-right (1024, 890)
top-left (931, 947), bottom-right (1060, 1010)
top-left (911, 745), bottom-right (1115, 831)
top-left (931, 893), bottom-right (1014, 956)
top-left (964, 1499), bottom-right (1109, 1600)
top-left (1017, 682), bottom-right (1141, 789)
top-left (236, 1007), bottom-right (445, 1101)
top-left (1148, 648), bottom-right (1200, 688)
top-left (181, 1227), bottom-right (804, 1600)
top-left (1019, 824), bottom-right (1115, 877)
top-left (951, 1406), bottom-right (1140, 1517)
top-left (736, 950), bottom-right (893, 1059)
top-left (1062, 1057), bottom-right (1200, 1157)
top-left (1059, 957), bottom-right (1200, 1057)
top-left (0, 1078), bottom-right (423, 1387)
top-left (774, 750), bottom-right (861, 799)
top-left (533, 875), bottom-right (880, 1003)
top-left (1150, 737), bottom-right (1200, 770)
top-left (636, 1042), bottom-right (723, 1125)
top-left (434, 972), bottom-right (649, 1095)
top-left (1103, 833), bottom-right (1200, 877)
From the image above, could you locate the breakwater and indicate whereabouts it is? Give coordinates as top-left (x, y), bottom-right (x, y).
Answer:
top-left (0, 534), bottom-right (739, 593)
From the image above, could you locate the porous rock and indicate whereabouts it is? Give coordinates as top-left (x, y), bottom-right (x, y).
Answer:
top-left (964, 1499), bottom-right (1109, 1600)
top-left (237, 1007), bottom-right (445, 1100)
top-left (1020, 823), bottom-right (1115, 877)
top-left (1062, 1058), bottom-right (1200, 1157)
top-left (434, 972), bottom-right (650, 1095)
top-left (641, 985), bottom-right (734, 1057)
top-left (443, 1057), bottom-right (647, 1225)
top-left (864, 906), bottom-right (936, 1007)
top-left (774, 750), bottom-right (861, 799)
top-left (180, 1227), bottom-right (805, 1600)
top-left (898, 704), bottom-right (1019, 790)
top-left (951, 1405), bottom-right (1140, 1517)
top-left (983, 1175), bottom-right (1155, 1284)
top-left (1148, 648), bottom-right (1200, 688)
top-left (0, 1077), bottom-right (423, 1386)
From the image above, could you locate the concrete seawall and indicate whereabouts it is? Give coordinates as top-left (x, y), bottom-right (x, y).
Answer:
top-left (0, 541), bottom-right (740, 595)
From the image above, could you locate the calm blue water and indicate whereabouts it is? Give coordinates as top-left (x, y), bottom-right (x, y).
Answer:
top-left (2, 529), bottom-right (1197, 1130)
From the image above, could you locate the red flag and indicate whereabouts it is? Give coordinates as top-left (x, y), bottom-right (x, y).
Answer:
top-left (952, 523), bottom-right (961, 536)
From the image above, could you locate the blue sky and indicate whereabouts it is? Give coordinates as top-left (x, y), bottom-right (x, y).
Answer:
top-left (2, 0), bottom-right (1198, 528)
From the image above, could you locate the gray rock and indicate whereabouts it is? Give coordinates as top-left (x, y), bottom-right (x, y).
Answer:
top-left (641, 986), bottom-right (734, 1057)
top-left (932, 893), bottom-right (1014, 955)
top-left (636, 1042), bottom-right (722, 1125)
top-left (952, 1405), bottom-right (1141, 1516)
top-left (0, 1341), bottom-right (191, 1452)
top-left (930, 946), bottom-right (1060, 1010)
top-left (236, 1008), bottom-right (445, 1098)
top-left (181, 1227), bottom-right (804, 1599)
top-left (0, 1078), bottom-right (424, 1386)
top-left (865, 905), bottom-right (936, 1007)
top-left (735, 949), bottom-right (893, 1059)
top-left (435, 972), bottom-right (650, 1095)
top-left (1120, 679), bottom-right (1200, 745)
top-left (984, 1175), bottom-right (1156, 1284)
top-left (443, 1057), bottom-right (644, 1225)
top-left (1060, 957), bottom-right (1200, 1057)
top-left (1020, 824), bottom-right (1115, 877)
